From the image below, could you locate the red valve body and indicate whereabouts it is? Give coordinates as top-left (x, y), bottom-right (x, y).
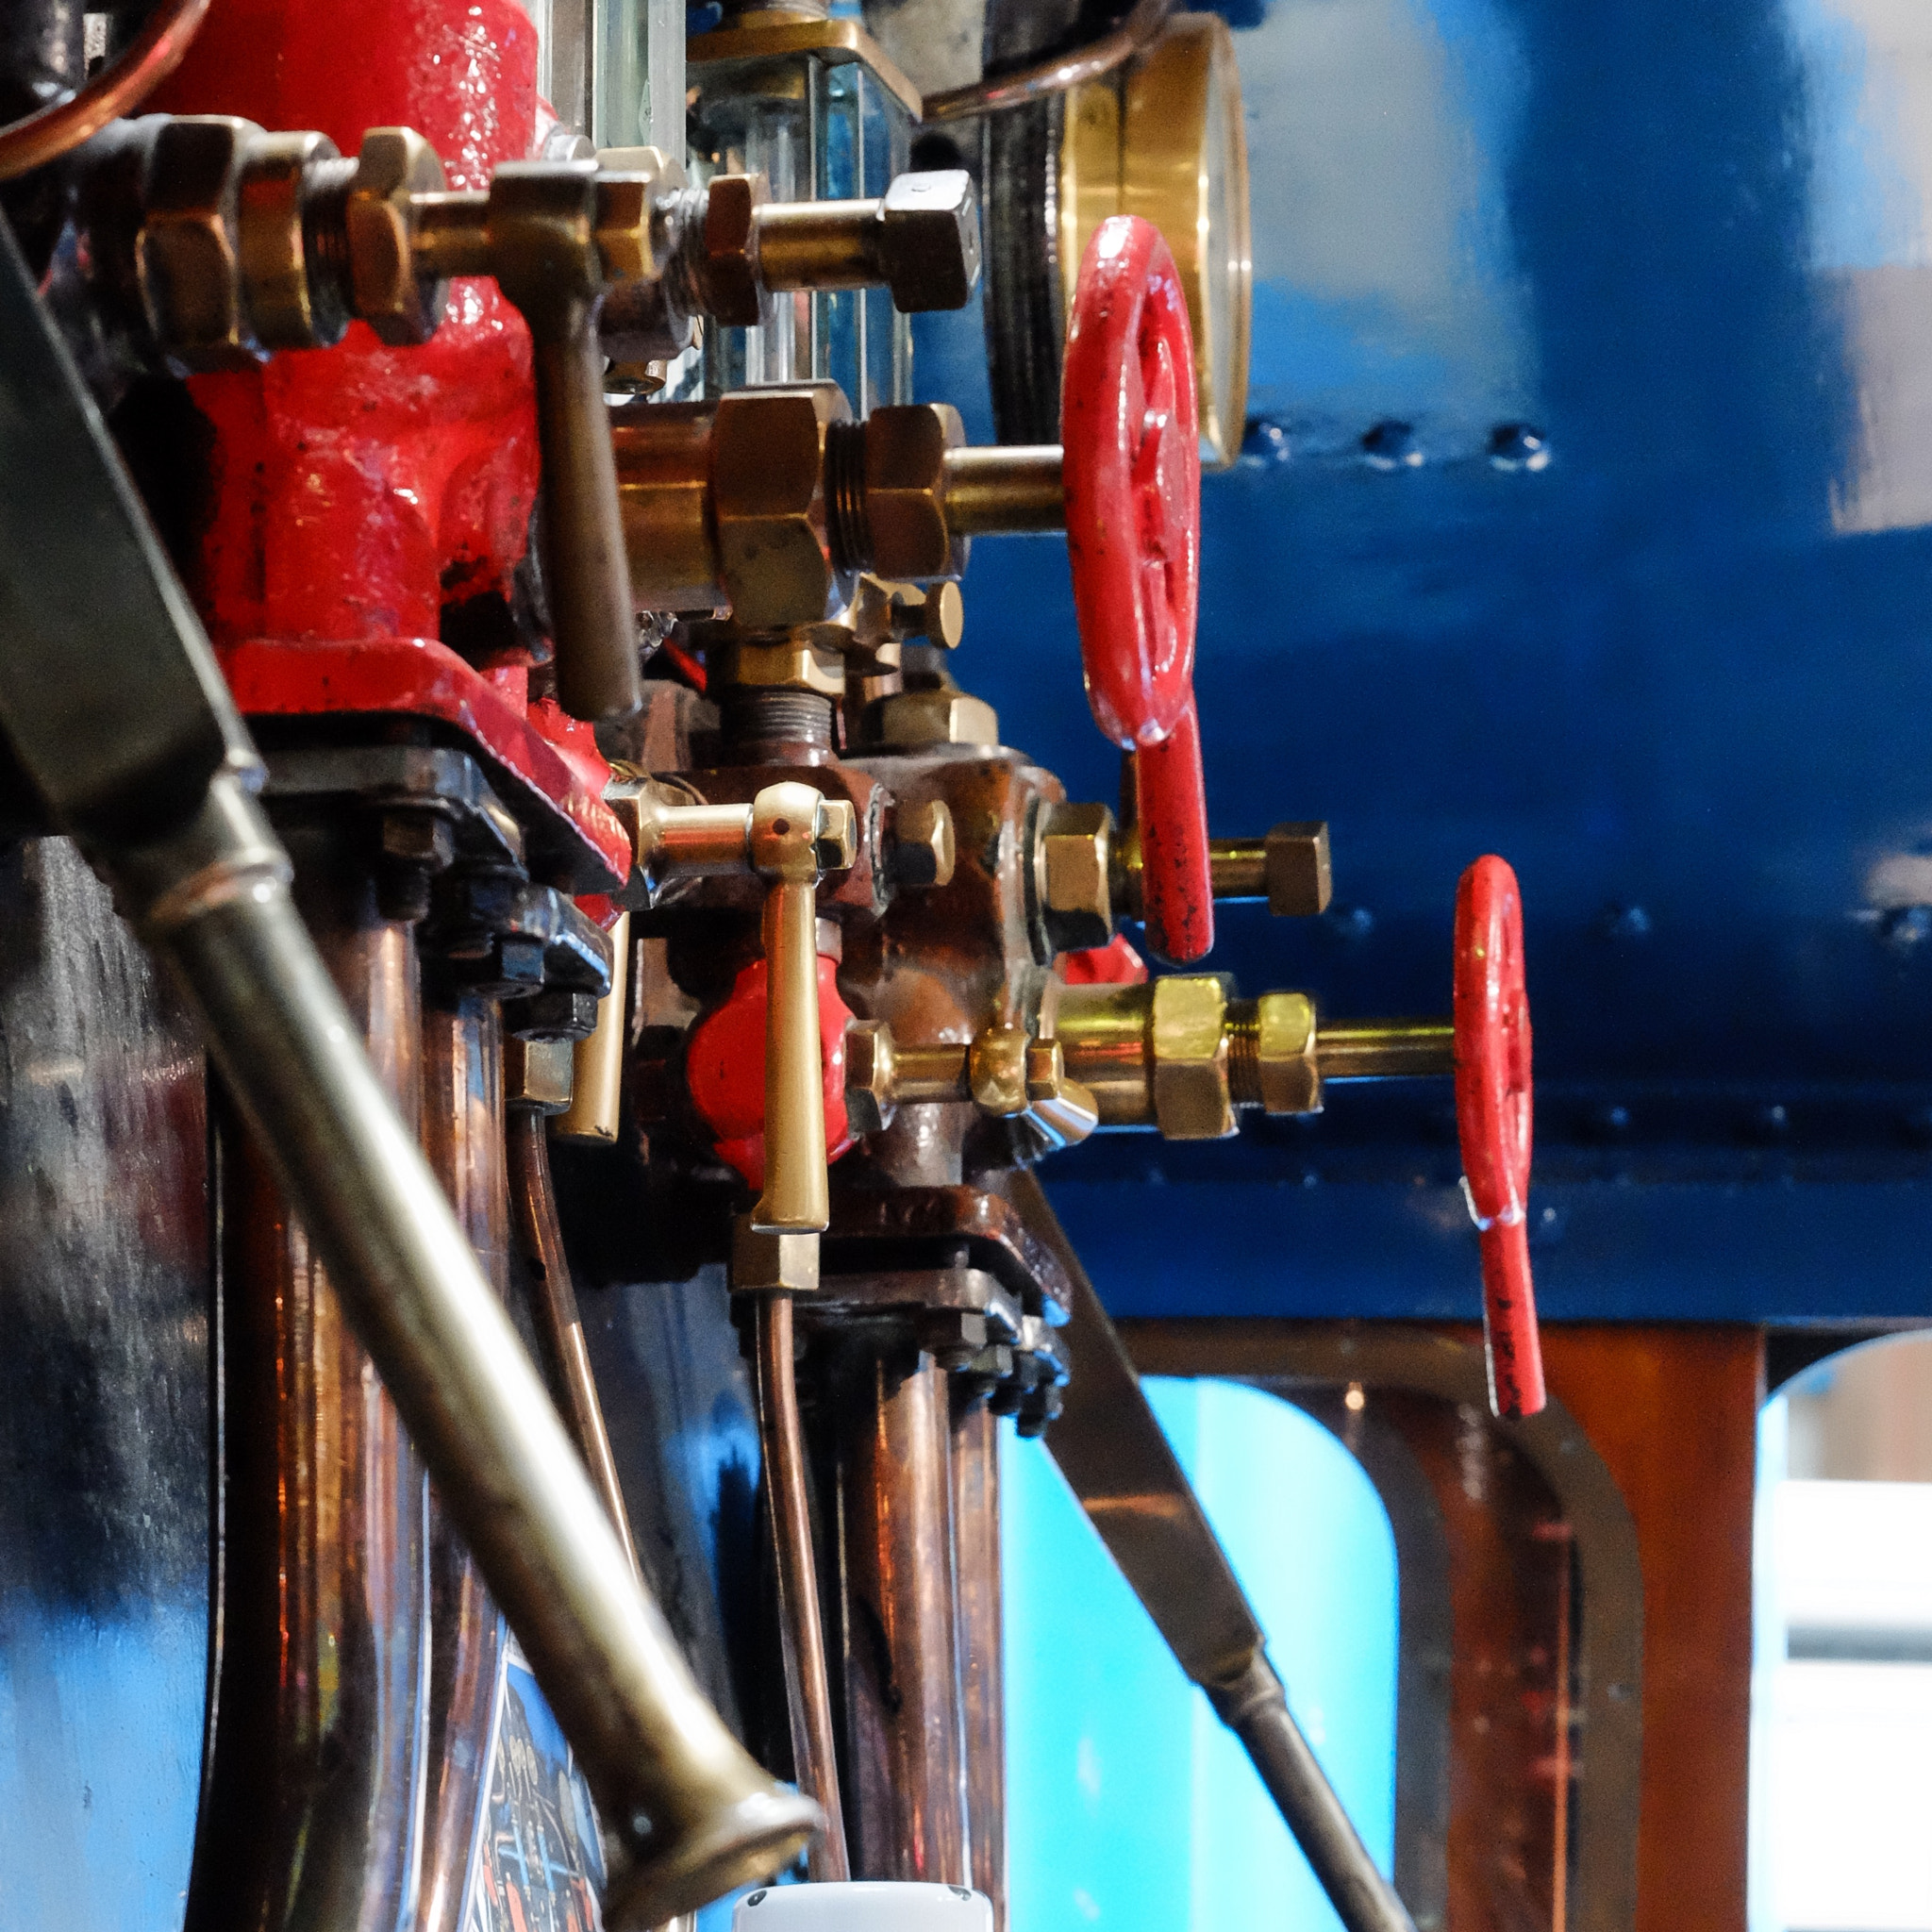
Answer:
top-left (1061, 215), bottom-right (1213, 965)
top-left (685, 958), bottom-right (856, 1191)
top-left (1453, 855), bottom-right (1544, 1419)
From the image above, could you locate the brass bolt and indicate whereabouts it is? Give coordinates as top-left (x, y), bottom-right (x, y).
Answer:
top-left (888, 797), bottom-right (956, 890)
top-left (855, 404), bottom-right (969, 582)
top-left (968, 1026), bottom-right (1032, 1117)
top-left (137, 115), bottom-right (258, 369)
top-left (1035, 801), bottom-right (1115, 954)
top-left (710, 384), bottom-right (849, 630)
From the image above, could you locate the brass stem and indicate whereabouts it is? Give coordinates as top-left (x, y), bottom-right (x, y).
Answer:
top-left (940, 445), bottom-right (1065, 534)
top-left (893, 1042), bottom-right (972, 1103)
top-left (410, 192), bottom-right (493, 277)
top-left (755, 877), bottom-right (830, 1232)
top-left (752, 198), bottom-right (884, 290)
top-left (1316, 1020), bottom-right (1454, 1081)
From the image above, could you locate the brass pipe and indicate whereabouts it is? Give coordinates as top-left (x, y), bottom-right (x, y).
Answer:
top-left (941, 445), bottom-right (1065, 534)
top-left (1317, 1020), bottom-right (1455, 1081)
top-left (753, 1295), bottom-right (850, 1880)
top-left (508, 1108), bottom-right (642, 1581)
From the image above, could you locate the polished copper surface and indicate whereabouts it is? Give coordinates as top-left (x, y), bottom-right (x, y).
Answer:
top-left (193, 849), bottom-right (430, 1932)
top-left (951, 1390), bottom-right (1008, 1928)
top-left (418, 995), bottom-right (511, 1932)
top-left (754, 1294), bottom-right (849, 1879)
top-left (834, 1343), bottom-right (971, 1885)
top-left (508, 1108), bottom-right (641, 1578)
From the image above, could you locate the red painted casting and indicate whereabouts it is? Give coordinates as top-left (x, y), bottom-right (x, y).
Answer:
top-left (1453, 854), bottom-right (1545, 1420)
top-left (685, 957), bottom-right (856, 1191)
top-left (1060, 214), bottom-right (1212, 963)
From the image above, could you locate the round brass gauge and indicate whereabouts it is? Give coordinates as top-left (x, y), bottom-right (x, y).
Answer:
top-left (1057, 12), bottom-right (1253, 467)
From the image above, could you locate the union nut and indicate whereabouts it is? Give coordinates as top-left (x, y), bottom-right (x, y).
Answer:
top-left (854, 404), bottom-right (971, 583)
top-left (1227, 992), bottom-right (1323, 1116)
top-left (711, 383), bottom-right (851, 629)
top-left (345, 126), bottom-right (449, 346)
top-left (136, 116), bottom-right (269, 370)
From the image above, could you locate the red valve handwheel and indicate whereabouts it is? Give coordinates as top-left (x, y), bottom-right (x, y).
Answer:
top-left (685, 955), bottom-right (856, 1191)
top-left (1453, 855), bottom-right (1546, 1420)
top-left (1062, 214), bottom-right (1212, 965)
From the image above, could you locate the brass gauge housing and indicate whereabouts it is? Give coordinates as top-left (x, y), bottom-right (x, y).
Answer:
top-left (1057, 12), bottom-right (1253, 466)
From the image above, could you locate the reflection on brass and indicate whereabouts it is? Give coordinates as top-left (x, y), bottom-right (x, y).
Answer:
top-left (753, 1294), bottom-right (850, 1879)
top-left (558, 909), bottom-right (630, 1141)
top-left (754, 172), bottom-right (980, 311)
top-left (1058, 13), bottom-right (1252, 464)
top-left (1034, 799), bottom-right (1115, 954)
top-left (689, 12), bottom-right (924, 120)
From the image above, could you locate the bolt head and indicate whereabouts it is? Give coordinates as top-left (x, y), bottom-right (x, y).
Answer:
top-left (1150, 974), bottom-right (1236, 1140)
top-left (696, 173), bottom-right (766, 326)
top-left (843, 1018), bottom-right (898, 1134)
top-left (876, 168), bottom-right (981, 311)
top-left (504, 988), bottom-right (602, 1041)
top-left (890, 797), bottom-right (956, 889)
top-left (867, 689), bottom-right (999, 750)
top-left (137, 116), bottom-right (259, 369)
top-left (347, 125), bottom-right (448, 346)
top-left (1037, 801), bottom-right (1115, 953)
top-left (1264, 822), bottom-right (1333, 917)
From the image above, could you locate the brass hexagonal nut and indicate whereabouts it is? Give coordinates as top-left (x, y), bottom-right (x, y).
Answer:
top-left (1254, 991), bottom-right (1322, 1115)
top-left (862, 404), bottom-right (967, 582)
top-left (695, 173), bottom-right (766, 327)
top-left (346, 125), bottom-right (449, 346)
top-left (592, 172), bottom-right (654, 283)
top-left (711, 385), bottom-right (848, 629)
top-left (1035, 801), bottom-right (1116, 954)
top-left (136, 115), bottom-right (261, 369)
top-left (889, 797), bottom-right (956, 889)
top-left (236, 128), bottom-right (348, 352)
top-left (867, 689), bottom-right (1000, 750)
top-left (1149, 974), bottom-right (1236, 1141)
top-left (843, 1018), bottom-right (898, 1135)
top-left (876, 168), bottom-right (981, 312)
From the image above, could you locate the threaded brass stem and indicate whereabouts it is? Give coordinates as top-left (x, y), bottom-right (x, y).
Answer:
top-left (1224, 999), bottom-right (1263, 1107)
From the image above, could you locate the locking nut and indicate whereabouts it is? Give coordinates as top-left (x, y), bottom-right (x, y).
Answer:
top-left (692, 173), bottom-right (766, 327)
top-left (876, 169), bottom-right (981, 312)
top-left (1227, 992), bottom-right (1322, 1116)
top-left (888, 797), bottom-right (956, 889)
top-left (844, 1018), bottom-right (898, 1134)
top-left (860, 404), bottom-right (969, 582)
top-left (711, 385), bottom-right (849, 629)
top-left (1149, 974), bottom-right (1236, 1140)
top-left (1035, 801), bottom-right (1116, 954)
top-left (137, 115), bottom-right (261, 369)
top-left (345, 126), bottom-right (449, 345)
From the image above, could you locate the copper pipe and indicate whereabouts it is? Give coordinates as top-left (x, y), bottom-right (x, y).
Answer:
top-left (508, 1107), bottom-right (641, 1579)
top-left (0, 0), bottom-right (210, 181)
top-left (754, 1295), bottom-right (849, 1880)
top-left (922, 0), bottom-right (1171, 122)
top-left (419, 995), bottom-right (513, 1932)
top-left (951, 1391), bottom-right (1008, 1927)
top-left (837, 1344), bottom-right (970, 1883)
top-left (191, 846), bottom-right (430, 1931)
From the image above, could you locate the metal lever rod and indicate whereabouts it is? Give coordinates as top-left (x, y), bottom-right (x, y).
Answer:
top-left (0, 213), bottom-right (816, 1926)
top-left (995, 1169), bottom-right (1420, 1932)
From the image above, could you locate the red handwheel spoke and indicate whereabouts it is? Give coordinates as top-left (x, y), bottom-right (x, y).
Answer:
top-left (1454, 855), bottom-right (1546, 1419)
top-left (1062, 215), bottom-right (1213, 964)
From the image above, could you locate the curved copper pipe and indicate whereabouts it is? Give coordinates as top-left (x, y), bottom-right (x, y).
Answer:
top-left (0, 0), bottom-right (211, 181)
top-left (506, 1108), bottom-right (642, 1582)
top-left (921, 0), bottom-right (1170, 124)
